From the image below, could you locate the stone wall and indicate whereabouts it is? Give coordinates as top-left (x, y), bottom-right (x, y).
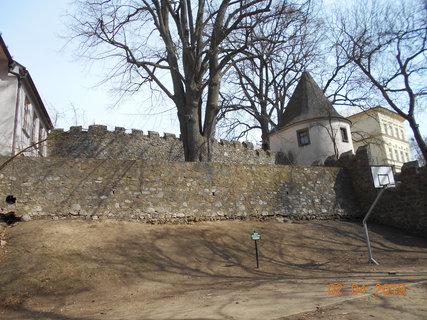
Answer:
top-left (325, 147), bottom-right (427, 236)
top-left (0, 157), bottom-right (360, 223)
top-left (47, 125), bottom-right (277, 164)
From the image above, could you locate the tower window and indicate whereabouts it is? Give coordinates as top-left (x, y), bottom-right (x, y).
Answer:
top-left (340, 127), bottom-right (349, 142)
top-left (297, 128), bottom-right (310, 146)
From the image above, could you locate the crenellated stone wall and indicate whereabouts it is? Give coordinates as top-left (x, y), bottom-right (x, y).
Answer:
top-left (47, 125), bottom-right (277, 164)
top-left (2, 129), bottom-right (424, 235)
top-left (325, 147), bottom-right (427, 236)
top-left (0, 157), bottom-right (360, 223)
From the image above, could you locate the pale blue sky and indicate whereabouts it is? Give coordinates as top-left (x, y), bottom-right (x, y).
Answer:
top-left (0, 0), bottom-right (179, 134)
top-left (0, 0), bottom-right (425, 141)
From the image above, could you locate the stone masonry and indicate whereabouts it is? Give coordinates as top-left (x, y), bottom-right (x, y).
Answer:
top-left (2, 127), bottom-right (424, 236)
top-left (0, 157), bottom-right (360, 223)
top-left (326, 146), bottom-right (427, 236)
top-left (47, 125), bottom-right (277, 164)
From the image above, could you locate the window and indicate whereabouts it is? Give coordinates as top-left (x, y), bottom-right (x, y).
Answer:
top-left (405, 153), bottom-right (409, 162)
top-left (32, 114), bottom-right (39, 143)
top-left (400, 151), bottom-right (405, 163)
top-left (340, 127), bottom-right (349, 142)
top-left (297, 128), bottom-right (310, 146)
top-left (395, 127), bottom-right (399, 138)
top-left (400, 129), bottom-right (404, 140)
top-left (389, 148), bottom-right (393, 160)
top-left (394, 149), bottom-right (399, 161)
top-left (39, 126), bottom-right (46, 156)
top-left (23, 97), bottom-right (30, 135)
top-left (382, 123), bottom-right (387, 134)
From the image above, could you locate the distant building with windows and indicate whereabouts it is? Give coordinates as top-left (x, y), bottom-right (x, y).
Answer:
top-left (269, 72), bottom-right (354, 165)
top-left (347, 106), bottom-right (411, 172)
top-left (0, 35), bottom-right (53, 157)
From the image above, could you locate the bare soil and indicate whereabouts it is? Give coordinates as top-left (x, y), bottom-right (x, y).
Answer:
top-left (0, 219), bottom-right (426, 319)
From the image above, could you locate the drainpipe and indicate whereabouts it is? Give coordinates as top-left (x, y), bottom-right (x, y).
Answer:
top-left (10, 73), bottom-right (22, 156)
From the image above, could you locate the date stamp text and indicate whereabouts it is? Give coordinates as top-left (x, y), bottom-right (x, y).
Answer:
top-left (327, 283), bottom-right (406, 295)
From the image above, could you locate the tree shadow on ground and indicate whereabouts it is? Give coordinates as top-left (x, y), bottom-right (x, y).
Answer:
top-left (0, 220), bottom-right (426, 319)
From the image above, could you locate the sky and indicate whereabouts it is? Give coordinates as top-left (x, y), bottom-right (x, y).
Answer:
top-left (0, 0), bottom-right (180, 135)
top-left (0, 0), bottom-right (426, 142)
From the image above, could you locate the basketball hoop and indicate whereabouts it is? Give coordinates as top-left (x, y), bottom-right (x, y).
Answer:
top-left (363, 166), bottom-right (396, 265)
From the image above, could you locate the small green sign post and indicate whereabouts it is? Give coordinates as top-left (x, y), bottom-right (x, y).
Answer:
top-left (251, 232), bottom-right (261, 268)
top-left (251, 232), bottom-right (261, 240)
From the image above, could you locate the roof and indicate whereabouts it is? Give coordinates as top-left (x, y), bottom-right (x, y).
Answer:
top-left (0, 34), bottom-right (53, 130)
top-left (347, 106), bottom-right (405, 123)
top-left (275, 72), bottom-right (347, 132)
top-left (0, 34), bottom-right (13, 64)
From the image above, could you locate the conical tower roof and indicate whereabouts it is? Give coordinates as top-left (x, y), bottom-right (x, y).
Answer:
top-left (277, 72), bottom-right (346, 130)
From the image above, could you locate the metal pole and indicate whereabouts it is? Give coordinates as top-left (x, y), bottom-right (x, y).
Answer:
top-left (254, 239), bottom-right (259, 268)
top-left (363, 187), bottom-right (387, 265)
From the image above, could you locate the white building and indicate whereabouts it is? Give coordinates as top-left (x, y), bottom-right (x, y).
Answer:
top-left (347, 106), bottom-right (411, 171)
top-left (269, 72), bottom-right (354, 165)
top-left (0, 35), bottom-right (52, 157)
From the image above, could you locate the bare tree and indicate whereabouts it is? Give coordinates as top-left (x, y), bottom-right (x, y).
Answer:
top-left (329, 0), bottom-right (427, 162)
top-left (217, 0), bottom-right (320, 150)
top-left (410, 136), bottom-right (427, 166)
top-left (0, 133), bottom-right (61, 172)
top-left (318, 47), bottom-right (376, 109)
top-left (67, 0), bottom-right (289, 161)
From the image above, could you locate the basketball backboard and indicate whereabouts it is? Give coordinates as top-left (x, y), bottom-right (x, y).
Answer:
top-left (370, 166), bottom-right (395, 189)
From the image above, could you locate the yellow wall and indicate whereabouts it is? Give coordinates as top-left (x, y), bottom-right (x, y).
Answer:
top-left (348, 108), bottom-right (411, 171)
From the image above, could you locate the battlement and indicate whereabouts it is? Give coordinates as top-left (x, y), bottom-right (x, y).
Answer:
top-left (51, 125), bottom-right (179, 139)
top-left (48, 125), bottom-right (276, 164)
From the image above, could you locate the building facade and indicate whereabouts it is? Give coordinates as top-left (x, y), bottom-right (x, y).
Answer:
top-left (347, 106), bottom-right (411, 171)
top-left (0, 35), bottom-right (53, 157)
top-left (269, 72), bottom-right (354, 165)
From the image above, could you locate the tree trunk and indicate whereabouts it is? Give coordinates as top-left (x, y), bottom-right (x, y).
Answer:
top-left (177, 97), bottom-right (208, 162)
top-left (259, 117), bottom-right (270, 151)
top-left (408, 117), bottom-right (427, 164)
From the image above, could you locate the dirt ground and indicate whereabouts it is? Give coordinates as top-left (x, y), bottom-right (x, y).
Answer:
top-left (0, 219), bottom-right (426, 320)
